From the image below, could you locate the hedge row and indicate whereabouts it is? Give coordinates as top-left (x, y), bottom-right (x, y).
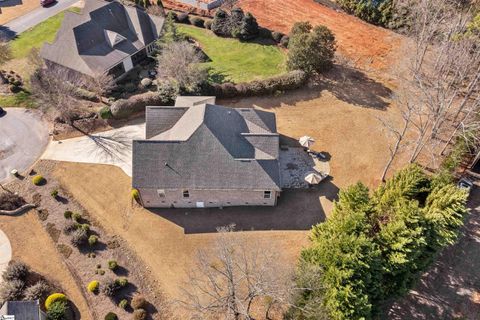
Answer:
top-left (110, 91), bottom-right (173, 119)
top-left (204, 70), bottom-right (308, 98)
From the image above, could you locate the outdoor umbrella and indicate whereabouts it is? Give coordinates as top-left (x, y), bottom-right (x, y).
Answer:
top-left (299, 136), bottom-right (315, 148)
top-left (304, 172), bottom-right (323, 185)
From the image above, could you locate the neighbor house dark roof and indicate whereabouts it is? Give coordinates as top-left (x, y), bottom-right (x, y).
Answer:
top-left (0, 300), bottom-right (46, 320)
top-left (133, 97), bottom-right (281, 191)
top-left (40, 0), bottom-right (164, 77)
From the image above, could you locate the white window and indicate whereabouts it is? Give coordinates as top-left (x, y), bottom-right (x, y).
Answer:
top-left (264, 191), bottom-right (272, 199)
top-left (157, 189), bottom-right (165, 198)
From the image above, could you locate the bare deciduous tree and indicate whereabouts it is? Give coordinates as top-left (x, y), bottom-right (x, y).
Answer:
top-left (180, 225), bottom-right (294, 320)
top-left (157, 41), bottom-right (207, 93)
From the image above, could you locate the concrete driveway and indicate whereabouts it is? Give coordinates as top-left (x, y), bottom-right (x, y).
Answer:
top-left (0, 108), bottom-right (49, 183)
top-left (0, 230), bottom-right (12, 282)
top-left (41, 122), bottom-right (145, 176)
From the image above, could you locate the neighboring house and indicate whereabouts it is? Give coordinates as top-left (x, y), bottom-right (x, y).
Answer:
top-left (40, 0), bottom-right (164, 80)
top-left (132, 96), bottom-right (282, 208)
top-left (172, 0), bottom-right (224, 10)
top-left (0, 300), bottom-right (46, 320)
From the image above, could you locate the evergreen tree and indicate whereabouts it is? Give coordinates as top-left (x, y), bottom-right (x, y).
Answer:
top-left (158, 11), bottom-right (180, 45)
top-left (211, 9), bottom-right (231, 37)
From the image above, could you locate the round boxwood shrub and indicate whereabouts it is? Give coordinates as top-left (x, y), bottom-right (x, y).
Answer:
top-left (118, 299), bottom-right (128, 309)
top-left (104, 312), bottom-right (118, 320)
top-left (115, 277), bottom-right (128, 287)
top-left (88, 235), bottom-right (98, 246)
top-left (45, 293), bottom-right (67, 310)
top-left (189, 16), bottom-right (205, 28)
top-left (133, 308), bottom-right (147, 320)
top-left (99, 106), bottom-right (113, 119)
top-left (87, 280), bottom-right (99, 293)
top-left (72, 212), bottom-right (82, 222)
top-left (64, 210), bottom-right (73, 219)
top-left (107, 260), bottom-right (118, 271)
top-left (131, 294), bottom-right (147, 309)
top-left (51, 189), bottom-right (59, 198)
top-left (32, 175), bottom-right (45, 186)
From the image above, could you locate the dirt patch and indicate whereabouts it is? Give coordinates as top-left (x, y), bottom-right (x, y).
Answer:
top-left (238, 0), bottom-right (404, 77)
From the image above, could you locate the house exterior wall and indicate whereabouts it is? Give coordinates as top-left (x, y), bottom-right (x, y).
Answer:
top-left (139, 188), bottom-right (279, 208)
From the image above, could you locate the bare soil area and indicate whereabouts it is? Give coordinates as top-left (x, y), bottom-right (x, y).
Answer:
top-left (239, 0), bottom-right (404, 78)
top-left (52, 161), bottom-right (313, 310)
top-left (0, 0), bottom-right (40, 25)
top-left (0, 211), bottom-right (92, 319)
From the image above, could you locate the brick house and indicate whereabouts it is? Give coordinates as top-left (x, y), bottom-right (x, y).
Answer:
top-left (132, 96), bottom-right (282, 208)
top-left (40, 0), bottom-right (164, 81)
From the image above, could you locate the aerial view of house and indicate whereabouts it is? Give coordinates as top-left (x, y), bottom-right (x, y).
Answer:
top-left (40, 0), bottom-right (164, 79)
top-left (133, 96), bottom-right (282, 208)
top-left (0, 0), bottom-right (479, 319)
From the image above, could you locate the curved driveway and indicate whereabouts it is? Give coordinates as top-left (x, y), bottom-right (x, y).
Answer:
top-left (0, 108), bottom-right (49, 182)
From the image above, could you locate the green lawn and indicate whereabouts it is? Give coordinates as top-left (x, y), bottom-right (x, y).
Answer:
top-left (10, 7), bottom-right (80, 59)
top-left (177, 24), bottom-right (286, 83)
top-left (0, 91), bottom-right (34, 108)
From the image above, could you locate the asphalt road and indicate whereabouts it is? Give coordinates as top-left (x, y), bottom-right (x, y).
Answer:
top-left (2, 0), bottom-right (79, 39)
top-left (0, 108), bottom-right (49, 183)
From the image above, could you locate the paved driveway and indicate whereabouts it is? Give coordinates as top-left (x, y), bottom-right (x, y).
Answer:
top-left (41, 122), bottom-right (145, 176)
top-left (0, 230), bottom-right (12, 282)
top-left (0, 108), bottom-right (49, 183)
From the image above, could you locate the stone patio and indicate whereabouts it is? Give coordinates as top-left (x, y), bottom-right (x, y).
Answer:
top-left (280, 147), bottom-right (330, 189)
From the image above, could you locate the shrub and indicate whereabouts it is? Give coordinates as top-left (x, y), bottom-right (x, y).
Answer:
top-left (63, 221), bottom-right (77, 235)
top-left (272, 31), bottom-right (284, 43)
top-left (131, 189), bottom-right (140, 202)
top-left (2, 261), bottom-right (29, 282)
top-left (118, 299), bottom-right (128, 309)
top-left (70, 228), bottom-right (88, 247)
top-left (46, 301), bottom-right (68, 320)
top-left (131, 294), bottom-right (147, 309)
top-left (279, 35), bottom-right (289, 48)
top-left (72, 212), bottom-right (82, 222)
top-left (50, 189), bottom-right (58, 198)
top-left (45, 293), bottom-right (67, 310)
top-left (166, 10), bottom-right (178, 22)
top-left (73, 87), bottom-right (98, 102)
top-left (287, 22), bottom-right (336, 73)
top-left (115, 277), bottom-right (128, 287)
top-left (87, 280), bottom-right (99, 293)
top-left (101, 278), bottom-right (120, 297)
top-left (63, 210), bottom-right (73, 219)
top-left (258, 27), bottom-right (273, 40)
top-left (189, 16), bottom-right (205, 27)
top-left (204, 20), bottom-right (212, 29)
top-left (24, 280), bottom-right (51, 301)
top-left (107, 260), bottom-right (118, 271)
top-left (104, 312), bottom-right (118, 320)
top-left (110, 91), bottom-right (175, 119)
top-left (0, 279), bottom-right (25, 301)
top-left (211, 9), bottom-right (230, 36)
top-left (88, 235), bottom-right (98, 246)
top-left (133, 308), bottom-right (147, 320)
top-left (177, 12), bottom-right (189, 24)
top-left (32, 175), bottom-right (45, 186)
top-left (79, 223), bottom-right (90, 232)
top-left (0, 193), bottom-right (26, 211)
top-left (99, 106), bottom-right (113, 119)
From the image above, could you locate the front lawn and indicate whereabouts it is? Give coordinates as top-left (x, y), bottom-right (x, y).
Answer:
top-left (177, 24), bottom-right (287, 83)
top-left (0, 91), bottom-right (34, 108)
top-left (10, 7), bottom-right (80, 59)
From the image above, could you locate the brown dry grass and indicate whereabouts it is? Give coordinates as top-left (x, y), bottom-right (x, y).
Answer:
top-left (0, 0), bottom-right (40, 25)
top-left (53, 162), bottom-right (310, 304)
top-left (0, 211), bottom-right (92, 319)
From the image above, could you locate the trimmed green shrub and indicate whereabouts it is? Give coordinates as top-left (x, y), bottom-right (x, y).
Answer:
top-left (107, 260), bottom-right (118, 271)
top-left (115, 277), bottom-right (128, 287)
top-left (131, 294), bottom-right (147, 309)
top-left (99, 106), bottom-right (113, 119)
top-left (133, 308), bottom-right (147, 320)
top-left (32, 175), bottom-right (45, 186)
top-left (118, 299), bottom-right (128, 309)
top-left (72, 212), bottom-right (82, 222)
top-left (88, 235), bottom-right (98, 246)
top-left (45, 293), bottom-right (67, 310)
top-left (87, 280), bottom-right (99, 293)
top-left (50, 189), bottom-right (58, 198)
top-left (63, 211), bottom-right (73, 219)
top-left (79, 223), bottom-right (90, 232)
top-left (104, 312), bottom-right (118, 320)
top-left (46, 301), bottom-right (68, 320)
top-left (2, 261), bottom-right (29, 282)
top-left (189, 16), bottom-right (205, 28)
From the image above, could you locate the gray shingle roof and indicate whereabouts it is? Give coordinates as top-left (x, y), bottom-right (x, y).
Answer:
top-left (40, 0), bottom-right (164, 77)
top-left (133, 101), bottom-right (281, 191)
top-left (0, 300), bottom-right (45, 320)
